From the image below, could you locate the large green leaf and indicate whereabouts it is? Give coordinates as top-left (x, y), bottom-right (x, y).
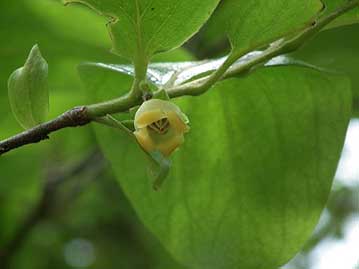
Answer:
top-left (81, 65), bottom-right (351, 269)
top-left (293, 23), bottom-right (359, 116)
top-left (64, 0), bottom-right (220, 61)
top-left (212, 0), bottom-right (323, 56)
top-left (198, 0), bottom-right (358, 59)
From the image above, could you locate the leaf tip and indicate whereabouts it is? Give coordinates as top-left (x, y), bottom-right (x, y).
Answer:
top-left (28, 44), bottom-right (41, 58)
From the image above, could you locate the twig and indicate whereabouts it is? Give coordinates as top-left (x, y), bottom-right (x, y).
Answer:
top-left (0, 1), bottom-right (357, 156)
top-left (0, 151), bottom-right (106, 268)
top-left (0, 106), bottom-right (90, 155)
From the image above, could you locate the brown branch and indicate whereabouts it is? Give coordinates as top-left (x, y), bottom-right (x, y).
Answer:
top-left (0, 106), bottom-right (91, 156)
top-left (0, 150), bottom-right (106, 268)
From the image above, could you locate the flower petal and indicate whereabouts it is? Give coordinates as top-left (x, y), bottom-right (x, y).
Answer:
top-left (167, 111), bottom-right (190, 133)
top-left (134, 128), bottom-right (155, 153)
top-left (156, 134), bottom-right (185, 156)
top-left (134, 99), bottom-right (183, 128)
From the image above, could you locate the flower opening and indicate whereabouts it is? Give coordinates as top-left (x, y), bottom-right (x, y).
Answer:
top-left (134, 99), bottom-right (189, 156)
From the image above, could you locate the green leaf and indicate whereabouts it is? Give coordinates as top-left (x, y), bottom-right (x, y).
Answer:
top-left (64, 0), bottom-right (220, 61)
top-left (7, 44), bottom-right (49, 129)
top-left (212, 0), bottom-right (323, 56)
top-left (82, 64), bottom-right (351, 269)
top-left (324, 0), bottom-right (359, 29)
top-left (199, 0), bottom-right (358, 55)
top-left (293, 23), bottom-right (359, 116)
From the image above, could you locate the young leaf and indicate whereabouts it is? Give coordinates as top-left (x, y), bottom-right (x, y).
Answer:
top-left (211, 0), bottom-right (323, 57)
top-left (7, 44), bottom-right (49, 129)
top-left (82, 65), bottom-right (351, 269)
top-left (64, 0), bottom-right (220, 61)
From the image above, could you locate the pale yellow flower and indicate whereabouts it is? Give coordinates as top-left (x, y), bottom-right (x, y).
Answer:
top-left (134, 99), bottom-right (189, 156)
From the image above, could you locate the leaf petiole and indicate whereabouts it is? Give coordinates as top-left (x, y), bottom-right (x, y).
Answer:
top-left (94, 114), bottom-right (135, 138)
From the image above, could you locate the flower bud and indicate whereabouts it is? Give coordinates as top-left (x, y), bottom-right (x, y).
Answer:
top-left (134, 99), bottom-right (189, 156)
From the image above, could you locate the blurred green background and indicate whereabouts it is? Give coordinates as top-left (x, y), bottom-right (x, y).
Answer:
top-left (0, 1), bottom-right (358, 269)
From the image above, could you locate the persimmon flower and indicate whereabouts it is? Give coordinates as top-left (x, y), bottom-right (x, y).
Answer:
top-left (134, 99), bottom-right (189, 156)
